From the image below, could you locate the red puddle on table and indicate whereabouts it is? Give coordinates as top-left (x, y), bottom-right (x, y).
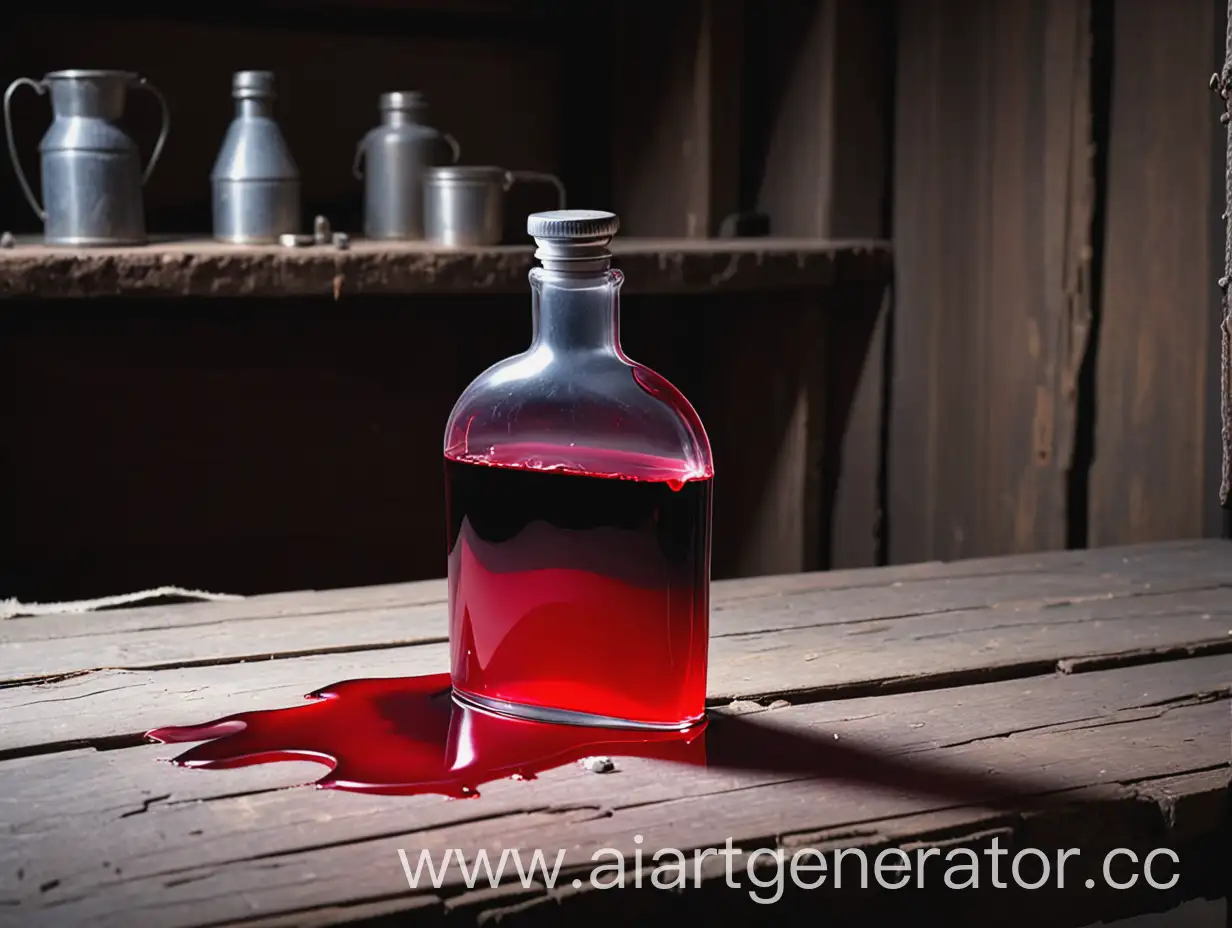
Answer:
top-left (145, 673), bottom-right (707, 798)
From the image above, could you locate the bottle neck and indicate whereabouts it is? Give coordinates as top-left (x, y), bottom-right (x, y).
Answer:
top-left (530, 267), bottom-right (623, 353)
top-left (382, 108), bottom-right (423, 127)
top-left (237, 98), bottom-right (274, 119)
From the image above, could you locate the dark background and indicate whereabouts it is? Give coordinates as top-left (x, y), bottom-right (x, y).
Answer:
top-left (1, 0), bottom-right (1227, 603)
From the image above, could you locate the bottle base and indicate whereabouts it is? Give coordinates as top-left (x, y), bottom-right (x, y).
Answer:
top-left (451, 689), bottom-right (704, 732)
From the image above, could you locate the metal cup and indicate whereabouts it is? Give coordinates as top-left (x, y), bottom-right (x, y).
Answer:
top-left (423, 166), bottom-right (565, 247)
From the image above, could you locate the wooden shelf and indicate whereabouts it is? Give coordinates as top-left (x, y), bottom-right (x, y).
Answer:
top-left (0, 237), bottom-right (891, 300)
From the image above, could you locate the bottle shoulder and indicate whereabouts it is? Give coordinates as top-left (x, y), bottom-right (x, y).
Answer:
top-left (444, 348), bottom-right (712, 482)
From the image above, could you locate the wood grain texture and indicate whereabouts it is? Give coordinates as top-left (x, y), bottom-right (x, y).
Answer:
top-left (0, 542), bottom-right (1227, 925)
top-left (0, 657), bottom-right (1226, 927)
top-left (747, 0), bottom-right (893, 569)
top-left (609, 0), bottom-right (745, 237)
top-left (6, 537), bottom-right (1218, 637)
top-left (2, 540), bottom-right (1227, 755)
top-left (0, 238), bottom-right (891, 299)
top-left (1088, 0), bottom-right (1222, 545)
top-left (889, 0), bottom-right (1094, 563)
top-left (1222, 0), bottom-right (1232, 510)
top-left (703, 297), bottom-right (828, 575)
top-left (2, 583), bottom-right (1229, 758)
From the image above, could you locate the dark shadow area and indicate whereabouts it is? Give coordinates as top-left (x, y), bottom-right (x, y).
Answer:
top-left (1066, 0), bottom-right (1114, 551)
top-left (875, 0), bottom-right (899, 568)
top-left (0, 293), bottom-right (771, 601)
top-left (9, 1), bottom-right (556, 43)
top-left (819, 284), bottom-right (892, 570)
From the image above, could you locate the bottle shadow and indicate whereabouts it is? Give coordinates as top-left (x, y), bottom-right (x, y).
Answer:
top-left (148, 673), bottom-right (1074, 813)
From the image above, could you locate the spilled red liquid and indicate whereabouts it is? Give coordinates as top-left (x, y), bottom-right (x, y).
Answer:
top-left (445, 444), bottom-right (712, 729)
top-left (146, 674), bottom-right (706, 798)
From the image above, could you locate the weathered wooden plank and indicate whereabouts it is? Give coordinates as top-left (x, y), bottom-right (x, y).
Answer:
top-left (1088, 0), bottom-right (1222, 546)
top-left (748, 0), bottom-right (893, 569)
top-left (2, 541), bottom-right (1228, 688)
top-left (5, 538), bottom-right (1223, 641)
top-left (1222, 0), bottom-right (1232, 513)
top-left (703, 296), bottom-right (828, 575)
top-left (3, 577), bottom-right (1228, 756)
top-left (889, 0), bottom-right (1094, 562)
top-left (829, 291), bottom-right (890, 568)
top-left (752, 0), bottom-right (890, 236)
top-left (1, 657), bottom-right (1225, 927)
top-left (0, 238), bottom-right (890, 300)
top-left (608, 0), bottom-right (744, 238)
top-left (4, 556), bottom-right (1230, 687)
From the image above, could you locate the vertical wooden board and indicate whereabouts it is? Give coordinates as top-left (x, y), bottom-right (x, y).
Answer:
top-left (1206, 0), bottom-right (1229, 533)
top-left (750, 0), bottom-right (893, 568)
top-left (822, 0), bottom-right (893, 570)
top-left (701, 296), bottom-right (827, 578)
top-left (753, 0), bottom-right (890, 239)
top-left (609, 0), bottom-right (743, 237)
top-left (1089, 0), bottom-right (1219, 546)
top-left (829, 290), bottom-right (890, 568)
top-left (889, 0), bottom-right (1092, 564)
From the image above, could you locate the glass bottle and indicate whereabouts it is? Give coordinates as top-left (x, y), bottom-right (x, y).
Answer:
top-left (443, 210), bottom-right (713, 731)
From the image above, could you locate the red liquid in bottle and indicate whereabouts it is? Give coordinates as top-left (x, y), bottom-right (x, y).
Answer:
top-left (445, 443), bottom-right (711, 730)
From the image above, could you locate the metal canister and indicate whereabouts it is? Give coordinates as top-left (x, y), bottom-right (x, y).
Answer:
top-left (354, 91), bottom-right (459, 241)
top-left (211, 71), bottom-right (300, 244)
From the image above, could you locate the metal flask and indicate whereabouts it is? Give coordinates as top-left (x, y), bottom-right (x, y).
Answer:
top-left (3, 69), bottom-right (170, 246)
top-left (353, 91), bottom-right (459, 240)
top-left (211, 71), bottom-right (300, 244)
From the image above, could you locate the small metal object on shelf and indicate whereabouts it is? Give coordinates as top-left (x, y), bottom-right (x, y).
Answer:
top-left (0, 231), bottom-right (14, 248)
top-left (332, 232), bottom-right (350, 250)
top-left (313, 215), bottom-right (331, 244)
top-left (279, 233), bottom-right (313, 248)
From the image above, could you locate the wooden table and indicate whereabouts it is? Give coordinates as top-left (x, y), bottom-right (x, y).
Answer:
top-left (2, 539), bottom-right (1229, 927)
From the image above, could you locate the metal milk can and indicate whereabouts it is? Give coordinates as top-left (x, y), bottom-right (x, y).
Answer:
top-left (211, 71), bottom-right (301, 244)
top-left (4, 69), bottom-right (170, 246)
top-left (354, 91), bottom-right (460, 240)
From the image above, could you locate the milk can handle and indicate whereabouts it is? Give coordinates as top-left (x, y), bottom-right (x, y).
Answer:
top-left (353, 131), bottom-right (461, 180)
top-left (504, 170), bottom-right (566, 210)
top-left (442, 132), bottom-right (461, 164)
top-left (3, 77), bottom-right (48, 221)
top-left (132, 76), bottom-right (170, 185)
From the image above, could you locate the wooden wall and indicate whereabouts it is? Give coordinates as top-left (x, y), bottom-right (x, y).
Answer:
top-left (1087, 0), bottom-right (1227, 545)
top-left (0, 0), bottom-right (895, 601)
top-left (12, 0), bottom-right (1220, 596)
top-left (747, 0), bottom-right (894, 569)
top-left (0, 293), bottom-right (844, 602)
top-left (887, 0), bottom-right (1228, 564)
